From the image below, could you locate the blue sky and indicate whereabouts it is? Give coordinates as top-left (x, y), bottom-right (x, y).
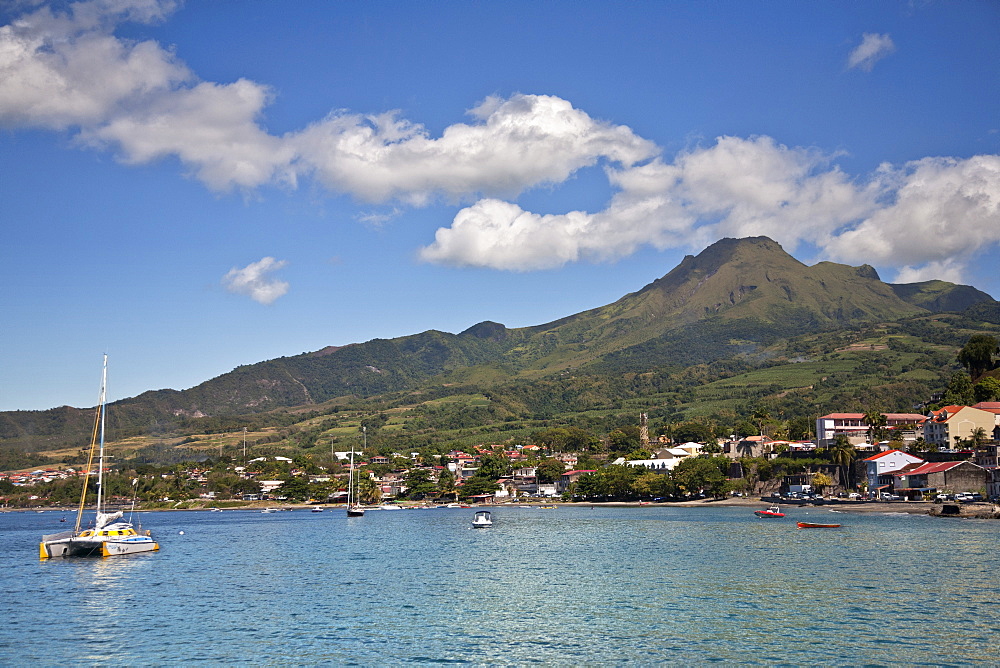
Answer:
top-left (2, 0), bottom-right (998, 411)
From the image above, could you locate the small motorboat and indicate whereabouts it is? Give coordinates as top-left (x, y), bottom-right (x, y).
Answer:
top-left (754, 505), bottom-right (784, 518)
top-left (310, 507), bottom-right (324, 513)
top-left (471, 510), bottom-right (493, 528)
top-left (797, 522), bottom-right (841, 529)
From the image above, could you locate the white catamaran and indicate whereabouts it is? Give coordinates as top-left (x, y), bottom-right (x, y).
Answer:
top-left (39, 355), bottom-right (159, 559)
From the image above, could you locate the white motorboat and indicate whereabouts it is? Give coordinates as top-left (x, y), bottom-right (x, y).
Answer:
top-left (471, 510), bottom-right (493, 528)
top-left (39, 356), bottom-right (159, 559)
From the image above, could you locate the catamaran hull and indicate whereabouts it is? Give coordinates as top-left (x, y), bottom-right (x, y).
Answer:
top-left (101, 538), bottom-right (159, 557)
top-left (40, 536), bottom-right (159, 559)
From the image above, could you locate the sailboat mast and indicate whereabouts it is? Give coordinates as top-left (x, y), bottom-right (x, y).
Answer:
top-left (95, 355), bottom-right (108, 514)
top-left (73, 354), bottom-right (107, 533)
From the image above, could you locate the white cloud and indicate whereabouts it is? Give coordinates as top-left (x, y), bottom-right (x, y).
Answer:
top-left (0, 3), bottom-right (655, 196)
top-left (420, 138), bottom-right (1000, 284)
top-left (290, 94), bottom-right (657, 205)
top-left (420, 136), bottom-right (880, 270)
top-left (83, 79), bottom-right (296, 190)
top-left (222, 257), bottom-right (290, 305)
top-left (825, 155), bottom-right (1000, 283)
top-left (847, 33), bottom-right (896, 72)
top-left (0, 0), bottom-right (187, 129)
top-left (3, 3), bottom-right (998, 286)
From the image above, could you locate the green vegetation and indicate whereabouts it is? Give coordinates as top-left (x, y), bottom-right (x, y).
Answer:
top-left (2, 237), bottom-right (997, 472)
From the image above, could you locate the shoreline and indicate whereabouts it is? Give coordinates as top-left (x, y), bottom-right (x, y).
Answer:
top-left (10, 496), bottom-right (999, 518)
top-left (6, 497), bottom-right (938, 514)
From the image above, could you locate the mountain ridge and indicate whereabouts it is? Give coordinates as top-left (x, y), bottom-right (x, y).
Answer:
top-left (1, 236), bottom-right (996, 449)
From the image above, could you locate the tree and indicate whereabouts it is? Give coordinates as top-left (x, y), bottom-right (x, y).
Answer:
top-left (632, 471), bottom-right (672, 499)
top-left (970, 427), bottom-right (989, 449)
top-left (958, 334), bottom-right (999, 381)
top-left (436, 469), bottom-right (457, 501)
top-left (532, 426), bottom-right (600, 452)
top-left (356, 474), bottom-right (381, 504)
top-left (458, 475), bottom-right (500, 500)
top-left (811, 471), bottom-right (834, 496)
top-left (625, 448), bottom-right (652, 461)
top-left (607, 427), bottom-right (640, 453)
top-left (863, 409), bottom-right (887, 444)
top-left (943, 372), bottom-right (976, 406)
top-left (536, 457), bottom-right (567, 483)
top-left (828, 435), bottom-right (856, 490)
top-left (701, 441), bottom-right (723, 455)
top-left (476, 452), bottom-right (511, 479)
top-left (750, 406), bottom-right (772, 438)
top-left (403, 468), bottom-right (437, 500)
top-left (673, 457), bottom-right (728, 498)
top-left (673, 421), bottom-right (713, 444)
top-left (974, 376), bottom-right (1000, 402)
top-left (278, 475), bottom-right (312, 502)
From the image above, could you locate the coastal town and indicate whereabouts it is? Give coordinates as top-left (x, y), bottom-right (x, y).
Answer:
top-left (5, 400), bottom-right (999, 517)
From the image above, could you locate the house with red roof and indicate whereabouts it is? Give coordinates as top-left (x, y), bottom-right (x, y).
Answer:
top-left (864, 449), bottom-right (923, 497)
top-left (816, 412), bottom-right (926, 447)
top-left (923, 405), bottom-right (996, 448)
top-left (557, 470), bottom-right (596, 494)
top-left (894, 460), bottom-right (988, 498)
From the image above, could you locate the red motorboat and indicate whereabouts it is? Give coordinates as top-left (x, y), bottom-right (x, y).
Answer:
top-left (754, 505), bottom-right (785, 518)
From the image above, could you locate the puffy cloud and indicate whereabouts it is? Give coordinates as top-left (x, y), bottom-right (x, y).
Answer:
top-left (0, 0), bottom-right (188, 129)
top-left (847, 33), bottom-right (896, 72)
top-left (222, 257), bottom-right (290, 305)
top-left (825, 155), bottom-right (1000, 282)
top-left (290, 94), bottom-right (657, 205)
top-left (3, 3), bottom-right (997, 285)
top-left (421, 136), bottom-right (879, 270)
top-left (0, 2), bottom-right (655, 196)
top-left (84, 79), bottom-right (295, 190)
top-left (421, 137), bottom-right (1000, 283)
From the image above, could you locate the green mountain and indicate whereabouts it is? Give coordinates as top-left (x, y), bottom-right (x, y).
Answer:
top-left (889, 280), bottom-right (995, 313)
top-left (2, 236), bottom-right (996, 452)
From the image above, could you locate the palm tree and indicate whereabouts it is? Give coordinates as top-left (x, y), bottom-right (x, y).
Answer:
top-left (863, 409), bottom-right (887, 445)
top-left (971, 426), bottom-right (989, 449)
top-left (828, 435), bottom-right (857, 491)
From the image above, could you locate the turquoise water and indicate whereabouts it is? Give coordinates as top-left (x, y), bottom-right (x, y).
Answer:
top-left (2, 505), bottom-right (998, 665)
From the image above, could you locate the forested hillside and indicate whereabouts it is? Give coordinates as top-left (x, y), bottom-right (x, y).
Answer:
top-left (2, 236), bottom-right (997, 463)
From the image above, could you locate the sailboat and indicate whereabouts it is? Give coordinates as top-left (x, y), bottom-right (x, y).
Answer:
top-left (39, 355), bottom-right (159, 559)
top-left (346, 427), bottom-right (366, 517)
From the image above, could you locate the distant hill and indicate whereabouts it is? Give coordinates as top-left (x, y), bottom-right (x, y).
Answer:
top-left (2, 236), bottom-right (996, 451)
top-left (889, 280), bottom-right (995, 313)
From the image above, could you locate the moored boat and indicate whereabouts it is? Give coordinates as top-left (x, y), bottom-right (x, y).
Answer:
top-left (754, 505), bottom-right (785, 518)
top-left (346, 428), bottom-right (365, 518)
top-left (39, 356), bottom-right (159, 559)
top-left (472, 510), bottom-right (493, 528)
top-left (797, 521), bottom-right (841, 529)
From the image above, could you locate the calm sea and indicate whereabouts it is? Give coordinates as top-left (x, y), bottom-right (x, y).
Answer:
top-left (1, 505), bottom-right (997, 666)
